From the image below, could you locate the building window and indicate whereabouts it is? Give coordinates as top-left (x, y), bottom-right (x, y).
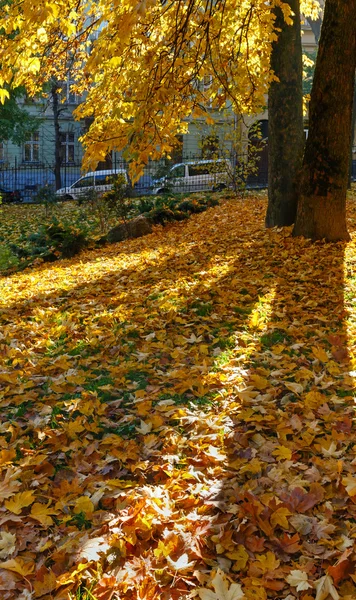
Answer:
top-left (0, 143), bottom-right (4, 162)
top-left (60, 79), bottom-right (80, 104)
top-left (60, 132), bottom-right (75, 163)
top-left (24, 132), bottom-right (40, 162)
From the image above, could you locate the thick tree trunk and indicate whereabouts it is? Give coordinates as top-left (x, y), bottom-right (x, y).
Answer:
top-left (265, 0), bottom-right (304, 228)
top-left (348, 81), bottom-right (356, 189)
top-left (293, 0), bottom-right (356, 241)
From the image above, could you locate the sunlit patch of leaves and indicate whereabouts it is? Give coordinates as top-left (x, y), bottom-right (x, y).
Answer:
top-left (1, 190), bottom-right (356, 598)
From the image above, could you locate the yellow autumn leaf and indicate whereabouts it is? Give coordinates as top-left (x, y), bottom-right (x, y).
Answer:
top-left (342, 474), bottom-right (356, 497)
top-left (0, 557), bottom-right (35, 577)
top-left (227, 544), bottom-right (249, 570)
top-left (5, 490), bottom-right (36, 514)
top-left (30, 502), bottom-right (58, 526)
top-left (270, 507), bottom-right (291, 529)
top-left (304, 390), bottom-right (327, 410)
top-left (36, 27), bottom-right (48, 43)
top-left (254, 551), bottom-right (280, 573)
top-left (74, 496), bottom-right (94, 515)
top-left (0, 88), bottom-right (9, 104)
top-left (249, 312), bottom-right (261, 328)
top-left (312, 346), bottom-right (329, 363)
top-left (272, 446), bottom-right (292, 461)
top-left (250, 374), bottom-right (268, 390)
top-left (284, 381), bottom-right (303, 394)
top-left (240, 458), bottom-right (262, 474)
top-left (153, 538), bottom-right (177, 558)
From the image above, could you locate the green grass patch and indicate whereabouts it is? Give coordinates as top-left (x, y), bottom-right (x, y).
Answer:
top-left (260, 329), bottom-right (290, 349)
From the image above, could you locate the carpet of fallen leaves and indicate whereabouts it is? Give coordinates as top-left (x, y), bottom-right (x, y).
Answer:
top-left (1, 191), bottom-right (356, 600)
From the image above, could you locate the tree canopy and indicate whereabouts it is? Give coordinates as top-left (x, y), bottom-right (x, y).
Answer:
top-left (0, 0), bottom-right (320, 177)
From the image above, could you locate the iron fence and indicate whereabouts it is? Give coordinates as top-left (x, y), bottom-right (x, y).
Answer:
top-left (2, 154), bottom-right (353, 203)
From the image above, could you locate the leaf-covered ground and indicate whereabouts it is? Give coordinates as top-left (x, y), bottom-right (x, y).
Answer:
top-left (1, 192), bottom-right (356, 600)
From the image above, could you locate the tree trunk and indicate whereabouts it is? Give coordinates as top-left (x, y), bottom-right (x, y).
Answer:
top-left (51, 81), bottom-right (62, 191)
top-left (293, 0), bottom-right (356, 241)
top-left (348, 81), bottom-right (356, 189)
top-left (265, 0), bottom-right (304, 228)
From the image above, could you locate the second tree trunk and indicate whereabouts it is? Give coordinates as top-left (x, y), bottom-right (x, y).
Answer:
top-left (265, 0), bottom-right (304, 228)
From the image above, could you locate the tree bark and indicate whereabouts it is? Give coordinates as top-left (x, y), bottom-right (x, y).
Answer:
top-left (348, 81), bottom-right (356, 189)
top-left (293, 0), bottom-right (356, 241)
top-left (265, 0), bottom-right (304, 228)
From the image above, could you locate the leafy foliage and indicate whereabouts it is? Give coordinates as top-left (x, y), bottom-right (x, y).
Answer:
top-left (0, 91), bottom-right (40, 145)
top-left (0, 0), bottom-right (321, 175)
top-left (142, 193), bottom-right (219, 224)
top-left (0, 245), bottom-right (19, 271)
top-left (0, 188), bottom-right (356, 598)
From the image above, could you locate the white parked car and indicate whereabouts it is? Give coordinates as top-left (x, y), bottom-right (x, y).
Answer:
top-left (152, 159), bottom-right (233, 195)
top-left (56, 169), bottom-right (129, 200)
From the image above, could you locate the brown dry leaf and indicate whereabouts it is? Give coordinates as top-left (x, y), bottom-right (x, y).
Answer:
top-left (314, 574), bottom-right (339, 600)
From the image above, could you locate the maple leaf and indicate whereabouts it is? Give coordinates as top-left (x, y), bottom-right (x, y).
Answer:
top-left (33, 568), bottom-right (57, 597)
top-left (314, 574), bottom-right (339, 600)
top-left (0, 469), bottom-right (21, 502)
top-left (166, 553), bottom-right (196, 571)
top-left (254, 551), bottom-right (280, 573)
top-left (5, 490), bottom-right (36, 514)
top-left (198, 569), bottom-right (245, 600)
top-left (312, 346), bottom-right (329, 363)
top-left (74, 496), bottom-right (95, 516)
top-left (30, 502), bottom-right (58, 526)
top-left (0, 532), bottom-right (16, 559)
top-left (272, 446), bottom-right (292, 461)
top-left (284, 381), bottom-right (303, 394)
top-left (342, 474), bottom-right (356, 496)
top-left (328, 548), bottom-right (353, 585)
top-left (227, 545), bottom-right (249, 570)
top-left (286, 569), bottom-right (312, 592)
top-left (0, 557), bottom-right (35, 577)
top-left (270, 507), bottom-right (291, 530)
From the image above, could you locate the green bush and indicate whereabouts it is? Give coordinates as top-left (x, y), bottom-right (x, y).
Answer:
top-left (139, 194), bottom-right (219, 224)
top-left (26, 217), bottom-right (89, 261)
top-left (0, 245), bottom-right (19, 272)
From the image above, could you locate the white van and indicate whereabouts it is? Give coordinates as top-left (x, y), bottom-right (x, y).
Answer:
top-left (152, 159), bottom-right (233, 195)
top-left (56, 169), bottom-right (129, 200)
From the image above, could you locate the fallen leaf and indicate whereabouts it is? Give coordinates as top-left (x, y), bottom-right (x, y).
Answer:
top-left (286, 569), bottom-right (312, 592)
top-left (314, 574), bottom-right (339, 600)
top-left (5, 490), bottom-right (36, 514)
top-left (0, 532), bottom-right (16, 559)
top-left (166, 553), bottom-right (196, 571)
top-left (198, 569), bottom-right (245, 600)
top-left (0, 557), bottom-right (35, 577)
